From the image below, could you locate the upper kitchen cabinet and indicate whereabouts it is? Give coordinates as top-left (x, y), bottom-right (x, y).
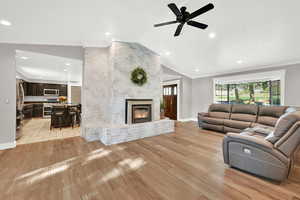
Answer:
top-left (59, 84), bottom-right (67, 96)
top-left (23, 82), bottom-right (67, 96)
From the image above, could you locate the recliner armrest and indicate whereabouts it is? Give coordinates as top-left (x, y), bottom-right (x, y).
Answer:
top-left (223, 132), bottom-right (289, 165)
top-left (198, 112), bottom-right (209, 117)
top-left (226, 132), bottom-right (273, 149)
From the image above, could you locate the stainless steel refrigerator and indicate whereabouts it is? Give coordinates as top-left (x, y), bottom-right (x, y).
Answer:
top-left (16, 79), bottom-right (24, 139)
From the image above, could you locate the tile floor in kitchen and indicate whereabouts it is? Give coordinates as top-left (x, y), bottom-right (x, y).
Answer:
top-left (17, 118), bottom-right (80, 145)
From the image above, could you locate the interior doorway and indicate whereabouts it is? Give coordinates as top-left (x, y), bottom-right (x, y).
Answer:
top-left (15, 50), bottom-right (83, 145)
top-left (163, 84), bottom-right (178, 120)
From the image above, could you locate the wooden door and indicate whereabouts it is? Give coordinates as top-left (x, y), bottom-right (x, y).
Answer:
top-left (163, 84), bottom-right (177, 120)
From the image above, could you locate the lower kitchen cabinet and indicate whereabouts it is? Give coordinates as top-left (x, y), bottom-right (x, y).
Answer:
top-left (33, 104), bottom-right (43, 117)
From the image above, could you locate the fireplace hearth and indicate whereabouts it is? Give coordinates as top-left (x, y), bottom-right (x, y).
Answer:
top-left (126, 99), bottom-right (153, 124)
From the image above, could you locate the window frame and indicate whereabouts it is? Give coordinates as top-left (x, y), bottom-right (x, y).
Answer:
top-left (213, 70), bottom-right (285, 105)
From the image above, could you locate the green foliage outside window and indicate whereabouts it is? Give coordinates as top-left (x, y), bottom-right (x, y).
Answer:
top-left (215, 80), bottom-right (281, 105)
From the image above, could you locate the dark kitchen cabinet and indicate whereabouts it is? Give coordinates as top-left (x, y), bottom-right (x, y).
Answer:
top-left (59, 85), bottom-right (67, 96)
top-left (23, 82), bottom-right (67, 96)
top-left (33, 104), bottom-right (43, 117)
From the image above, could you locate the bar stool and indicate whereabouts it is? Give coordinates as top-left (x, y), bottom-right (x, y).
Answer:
top-left (68, 106), bottom-right (77, 128)
top-left (50, 105), bottom-right (65, 130)
top-left (76, 104), bottom-right (81, 125)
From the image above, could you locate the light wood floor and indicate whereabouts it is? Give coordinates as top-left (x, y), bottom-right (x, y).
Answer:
top-left (17, 118), bottom-right (80, 145)
top-left (1, 122), bottom-right (300, 200)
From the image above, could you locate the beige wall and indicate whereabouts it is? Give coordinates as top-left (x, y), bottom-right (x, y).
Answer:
top-left (71, 86), bottom-right (81, 104)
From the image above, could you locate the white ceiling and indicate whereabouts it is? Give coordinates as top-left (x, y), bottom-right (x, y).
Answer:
top-left (1, 0), bottom-right (300, 78)
top-left (16, 50), bottom-right (82, 84)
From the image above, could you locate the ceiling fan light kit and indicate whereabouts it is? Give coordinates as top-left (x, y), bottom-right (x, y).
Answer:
top-left (154, 3), bottom-right (214, 37)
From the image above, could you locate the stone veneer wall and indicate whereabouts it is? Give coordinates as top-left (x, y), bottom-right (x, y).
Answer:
top-left (82, 42), bottom-right (162, 141)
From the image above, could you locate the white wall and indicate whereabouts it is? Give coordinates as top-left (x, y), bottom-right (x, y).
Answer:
top-left (0, 43), bottom-right (83, 148)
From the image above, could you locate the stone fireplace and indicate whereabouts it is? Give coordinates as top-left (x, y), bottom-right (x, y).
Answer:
top-left (125, 99), bottom-right (153, 124)
top-left (82, 41), bottom-right (174, 145)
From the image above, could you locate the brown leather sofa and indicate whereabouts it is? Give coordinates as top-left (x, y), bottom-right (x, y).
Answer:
top-left (198, 103), bottom-right (300, 181)
top-left (198, 104), bottom-right (288, 133)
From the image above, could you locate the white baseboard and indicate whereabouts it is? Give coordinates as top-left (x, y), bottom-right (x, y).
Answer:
top-left (178, 118), bottom-right (197, 122)
top-left (0, 141), bottom-right (16, 150)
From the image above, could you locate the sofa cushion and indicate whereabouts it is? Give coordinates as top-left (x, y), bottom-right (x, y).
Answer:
top-left (231, 104), bottom-right (258, 115)
top-left (245, 125), bottom-right (274, 136)
top-left (257, 116), bottom-right (278, 127)
top-left (201, 117), bottom-right (224, 125)
top-left (240, 131), bottom-right (266, 140)
top-left (224, 119), bottom-right (251, 130)
top-left (266, 111), bottom-right (300, 144)
top-left (201, 122), bottom-right (224, 132)
top-left (209, 112), bottom-right (230, 119)
top-left (224, 126), bottom-right (241, 133)
top-left (258, 106), bottom-right (288, 118)
top-left (231, 113), bottom-right (257, 123)
top-left (209, 104), bottom-right (232, 113)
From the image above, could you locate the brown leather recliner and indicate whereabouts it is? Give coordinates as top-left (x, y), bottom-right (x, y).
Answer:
top-left (223, 111), bottom-right (300, 181)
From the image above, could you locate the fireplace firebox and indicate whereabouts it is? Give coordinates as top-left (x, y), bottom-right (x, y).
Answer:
top-left (132, 104), bottom-right (152, 124)
top-left (125, 99), bottom-right (153, 124)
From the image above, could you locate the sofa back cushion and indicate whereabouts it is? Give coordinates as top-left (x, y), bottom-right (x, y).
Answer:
top-left (208, 104), bottom-right (232, 119)
top-left (209, 104), bottom-right (232, 113)
top-left (209, 112), bottom-right (230, 119)
top-left (257, 106), bottom-right (288, 126)
top-left (230, 104), bottom-right (258, 122)
top-left (259, 106), bottom-right (288, 118)
top-left (231, 104), bottom-right (258, 115)
top-left (266, 111), bottom-right (300, 143)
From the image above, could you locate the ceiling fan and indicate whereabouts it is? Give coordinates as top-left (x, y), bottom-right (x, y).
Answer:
top-left (154, 3), bottom-right (214, 37)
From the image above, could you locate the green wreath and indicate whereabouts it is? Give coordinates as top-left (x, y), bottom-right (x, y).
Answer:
top-left (131, 67), bottom-right (147, 86)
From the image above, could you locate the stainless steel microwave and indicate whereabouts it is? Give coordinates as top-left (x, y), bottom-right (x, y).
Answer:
top-left (44, 89), bottom-right (59, 96)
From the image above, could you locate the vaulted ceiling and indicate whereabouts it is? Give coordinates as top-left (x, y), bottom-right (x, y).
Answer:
top-left (1, 0), bottom-right (300, 78)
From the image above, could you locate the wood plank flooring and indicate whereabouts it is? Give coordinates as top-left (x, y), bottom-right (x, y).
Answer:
top-left (1, 121), bottom-right (300, 200)
top-left (17, 118), bottom-right (80, 145)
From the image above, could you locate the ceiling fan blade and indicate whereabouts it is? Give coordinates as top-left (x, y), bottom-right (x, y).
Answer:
top-left (174, 23), bottom-right (184, 37)
top-left (187, 21), bottom-right (208, 29)
top-left (154, 21), bottom-right (178, 27)
top-left (189, 3), bottom-right (214, 19)
top-left (168, 3), bottom-right (182, 17)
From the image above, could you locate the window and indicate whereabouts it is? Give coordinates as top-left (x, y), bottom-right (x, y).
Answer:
top-left (163, 85), bottom-right (177, 96)
top-left (214, 80), bottom-right (281, 105)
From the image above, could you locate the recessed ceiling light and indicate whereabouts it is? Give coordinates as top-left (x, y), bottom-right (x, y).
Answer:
top-left (105, 32), bottom-right (111, 36)
top-left (63, 69), bottom-right (68, 72)
top-left (0, 19), bottom-right (12, 26)
top-left (65, 63), bottom-right (71, 66)
top-left (237, 60), bottom-right (243, 64)
top-left (165, 51), bottom-right (171, 56)
top-left (209, 32), bottom-right (216, 39)
top-left (20, 56), bottom-right (29, 60)
top-left (195, 69), bottom-right (200, 72)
